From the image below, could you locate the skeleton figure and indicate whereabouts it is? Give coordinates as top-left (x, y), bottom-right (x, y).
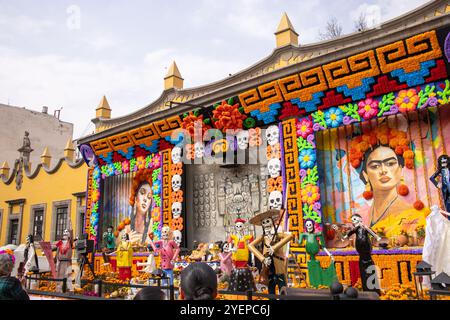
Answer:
top-left (343, 214), bottom-right (381, 294)
top-left (194, 142), bottom-right (205, 158)
top-left (248, 209), bottom-right (293, 295)
top-left (23, 234), bottom-right (39, 277)
top-left (265, 125), bottom-right (280, 146)
top-left (171, 146), bottom-right (182, 164)
top-left (219, 242), bottom-right (233, 284)
top-left (149, 226), bottom-right (180, 285)
top-left (268, 191), bottom-right (282, 209)
top-left (172, 174), bottom-right (182, 191)
top-left (227, 218), bottom-right (256, 292)
top-left (55, 229), bottom-right (73, 292)
top-left (430, 154), bottom-right (450, 214)
top-left (298, 219), bottom-right (337, 288)
top-left (236, 130), bottom-right (249, 150)
top-left (267, 158), bottom-right (281, 178)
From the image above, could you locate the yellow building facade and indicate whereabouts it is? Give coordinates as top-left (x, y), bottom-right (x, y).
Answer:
top-left (0, 144), bottom-right (87, 246)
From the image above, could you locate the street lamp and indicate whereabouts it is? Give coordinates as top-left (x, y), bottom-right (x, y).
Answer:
top-left (413, 261), bottom-right (435, 299)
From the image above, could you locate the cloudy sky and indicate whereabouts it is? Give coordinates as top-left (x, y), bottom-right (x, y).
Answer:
top-left (0, 0), bottom-right (429, 139)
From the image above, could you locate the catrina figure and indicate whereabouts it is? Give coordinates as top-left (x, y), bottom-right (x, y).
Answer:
top-left (298, 219), bottom-right (337, 288)
top-left (430, 154), bottom-right (450, 218)
top-left (343, 214), bottom-right (381, 294)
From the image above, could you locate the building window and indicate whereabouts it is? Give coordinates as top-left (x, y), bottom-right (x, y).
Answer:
top-left (55, 207), bottom-right (68, 240)
top-left (9, 219), bottom-right (19, 245)
top-left (33, 209), bottom-right (44, 241)
top-left (78, 209), bottom-right (85, 238)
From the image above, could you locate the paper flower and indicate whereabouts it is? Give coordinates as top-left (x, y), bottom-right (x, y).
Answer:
top-left (301, 184), bottom-right (320, 205)
top-left (267, 176), bottom-right (283, 192)
top-left (249, 128), bottom-right (262, 147)
top-left (171, 190), bottom-right (184, 203)
top-left (152, 180), bottom-right (161, 194)
top-left (212, 100), bottom-right (247, 131)
top-left (296, 118), bottom-right (313, 139)
top-left (395, 89), bottom-right (419, 113)
top-left (266, 144), bottom-right (281, 160)
top-left (299, 149), bottom-right (316, 169)
top-left (324, 107), bottom-right (343, 128)
top-left (358, 98), bottom-right (379, 120)
top-left (171, 162), bottom-right (183, 175)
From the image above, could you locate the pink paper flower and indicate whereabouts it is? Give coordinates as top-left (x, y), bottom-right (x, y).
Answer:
top-left (358, 98), bottom-right (379, 120)
top-left (296, 118), bottom-right (313, 139)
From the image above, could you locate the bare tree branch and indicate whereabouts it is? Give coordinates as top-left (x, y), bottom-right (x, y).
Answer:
top-left (318, 17), bottom-right (343, 41)
top-left (354, 12), bottom-right (369, 32)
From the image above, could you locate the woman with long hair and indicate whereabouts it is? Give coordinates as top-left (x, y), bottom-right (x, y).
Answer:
top-left (125, 169), bottom-right (154, 244)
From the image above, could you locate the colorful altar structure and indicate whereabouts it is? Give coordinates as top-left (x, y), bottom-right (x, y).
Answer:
top-left (78, 1), bottom-right (450, 290)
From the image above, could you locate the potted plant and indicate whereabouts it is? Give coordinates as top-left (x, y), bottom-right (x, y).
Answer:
top-left (415, 224), bottom-right (426, 246)
top-left (396, 229), bottom-right (409, 247)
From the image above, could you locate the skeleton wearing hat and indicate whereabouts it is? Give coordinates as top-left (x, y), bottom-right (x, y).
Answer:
top-left (248, 209), bottom-right (293, 295)
top-left (227, 218), bottom-right (256, 292)
top-left (343, 214), bottom-right (381, 294)
top-left (55, 228), bottom-right (73, 292)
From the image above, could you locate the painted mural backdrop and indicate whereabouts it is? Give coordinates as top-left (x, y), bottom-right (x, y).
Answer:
top-left (316, 105), bottom-right (450, 240)
top-left (84, 26), bottom-right (450, 246)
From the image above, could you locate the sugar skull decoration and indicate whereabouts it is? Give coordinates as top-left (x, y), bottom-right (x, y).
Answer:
top-left (171, 146), bottom-right (182, 164)
top-left (172, 174), bottom-right (182, 191)
top-left (267, 158), bottom-right (281, 178)
top-left (236, 130), bottom-right (249, 150)
top-left (268, 190), bottom-right (282, 209)
top-left (265, 125), bottom-right (279, 146)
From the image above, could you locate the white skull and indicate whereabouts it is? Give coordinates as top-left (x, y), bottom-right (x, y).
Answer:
top-left (194, 142), bottom-right (204, 158)
top-left (172, 174), bottom-right (182, 191)
top-left (305, 220), bottom-right (314, 233)
top-left (262, 218), bottom-right (274, 234)
top-left (351, 214), bottom-right (362, 225)
top-left (161, 226), bottom-right (170, 240)
top-left (265, 125), bottom-right (279, 146)
top-left (236, 130), bottom-right (249, 150)
top-left (173, 230), bottom-right (182, 247)
top-left (171, 146), bottom-right (182, 164)
top-left (268, 158), bottom-right (281, 178)
top-left (268, 191), bottom-right (282, 209)
top-left (222, 242), bottom-right (231, 253)
top-left (235, 220), bottom-right (245, 232)
top-left (172, 202), bottom-right (182, 218)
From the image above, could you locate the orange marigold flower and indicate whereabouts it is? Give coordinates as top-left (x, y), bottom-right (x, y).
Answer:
top-left (397, 184), bottom-right (409, 196)
top-left (413, 200), bottom-right (425, 211)
top-left (171, 162), bottom-right (183, 175)
top-left (267, 176), bottom-right (283, 192)
top-left (395, 145), bottom-right (405, 155)
top-left (389, 138), bottom-right (399, 149)
top-left (351, 159), bottom-right (361, 168)
top-left (267, 144), bottom-right (281, 160)
top-left (378, 135), bottom-right (388, 145)
top-left (359, 141), bottom-right (370, 153)
top-left (405, 158), bottom-right (414, 169)
top-left (403, 150), bottom-right (414, 159)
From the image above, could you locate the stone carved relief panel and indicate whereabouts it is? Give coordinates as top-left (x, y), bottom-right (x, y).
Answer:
top-left (191, 164), bottom-right (268, 241)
